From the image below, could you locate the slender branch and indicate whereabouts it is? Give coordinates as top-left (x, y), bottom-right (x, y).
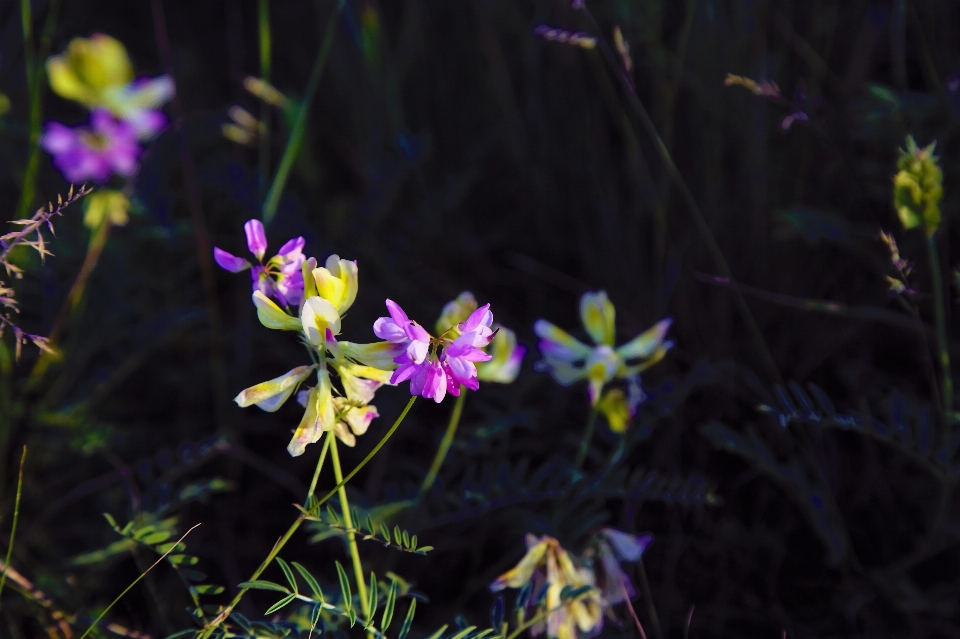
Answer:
top-left (0, 446), bottom-right (27, 605)
top-left (573, 408), bottom-right (598, 470)
top-left (78, 524), bottom-right (200, 639)
top-left (636, 558), bottom-right (662, 639)
top-left (576, 3), bottom-right (782, 385)
top-left (927, 234), bottom-right (953, 438)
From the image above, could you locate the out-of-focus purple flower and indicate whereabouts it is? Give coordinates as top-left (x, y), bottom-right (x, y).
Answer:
top-left (40, 109), bottom-right (140, 184)
top-left (373, 299), bottom-right (497, 403)
top-left (213, 219), bottom-right (305, 307)
top-left (781, 111), bottom-right (810, 131)
top-left (593, 528), bottom-right (653, 607)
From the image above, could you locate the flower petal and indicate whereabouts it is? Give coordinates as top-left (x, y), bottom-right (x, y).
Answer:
top-left (244, 219), bottom-right (267, 260)
top-left (214, 247), bottom-right (252, 273)
top-left (615, 318), bottom-right (673, 361)
top-left (477, 327), bottom-right (525, 384)
top-left (301, 296), bottom-right (342, 345)
top-left (288, 386), bottom-right (320, 457)
top-left (436, 291), bottom-right (477, 335)
top-left (490, 536), bottom-right (551, 591)
top-left (579, 291), bottom-right (616, 346)
top-left (339, 341), bottom-right (405, 370)
top-left (253, 290), bottom-right (301, 330)
top-left (234, 365), bottom-right (316, 412)
top-left (533, 320), bottom-right (591, 361)
top-left (601, 528), bottom-right (653, 562)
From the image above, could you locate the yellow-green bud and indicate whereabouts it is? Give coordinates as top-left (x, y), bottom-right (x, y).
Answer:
top-left (893, 135), bottom-right (943, 235)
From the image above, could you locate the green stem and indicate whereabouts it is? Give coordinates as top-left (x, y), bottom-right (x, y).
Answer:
top-left (419, 387), bottom-right (466, 498)
top-left (257, 0), bottom-right (271, 195)
top-left (262, 0), bottom-right (342, 225)
top-left (306, 435), bottom-right (331, 506)
top-left (15, 0), bottom-right (40, 220)
top-left (928, 233), bottom-right (953, 433)
top-left (0, 446), bottom-right (26, 607)
top-left (573, 408), bottom-right (598, 470)
top-left (637, 558), bottom-right (663, 639)
top-left (199, 396), bottom-right (416, 638)
top-left (329, 434), bottom-right (370, 620)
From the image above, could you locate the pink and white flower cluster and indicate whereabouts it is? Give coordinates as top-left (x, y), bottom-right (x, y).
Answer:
top-left (373, 299), bottom-right (495, 403)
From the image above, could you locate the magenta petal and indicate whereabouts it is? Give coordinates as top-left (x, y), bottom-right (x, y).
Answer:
top-left (244, 219), bottom-right (268, 260)
top-left (277, 236), bottom-right (305, 257)
top-left (374, 317), bottom-right (408, 343)
top-left (459, 303), bottom-right (493, 333)
top-left (421, 361), bottom-right (447, 403)
top-left (391, 359), bottom-right (421, 385)
top-left (214, 247), bottom-right (252, 273)
top-left (385, 299), bottom-right (409, 326)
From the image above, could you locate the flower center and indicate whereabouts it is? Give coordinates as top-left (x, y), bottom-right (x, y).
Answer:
top-left (79, 131), bottom-right (109, 150)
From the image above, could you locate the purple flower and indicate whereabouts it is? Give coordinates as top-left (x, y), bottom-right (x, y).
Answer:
top-left (443, 332), bottom-right (493, 391)
top-left (373, 300), bottom-right (496, 403)
top-left (213, 219), bottom-right (305, 307)
top-left (40, 109), bottom-right (140, 184)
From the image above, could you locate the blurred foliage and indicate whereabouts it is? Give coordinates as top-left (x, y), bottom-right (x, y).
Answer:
top-left (2, 0), bottom-right (960, 637)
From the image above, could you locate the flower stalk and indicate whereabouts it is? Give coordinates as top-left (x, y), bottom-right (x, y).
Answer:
top-left (329, 432), bottom-right (370, 621)
top-left (419, 387), bottom-right (467, 498)
top-left (927, 234), bottom-right (953, 431)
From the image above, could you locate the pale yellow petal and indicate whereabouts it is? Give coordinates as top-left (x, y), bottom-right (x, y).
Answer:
top-left (253, 291), bottom-right (301, 330)
top-left (579, 291), bottom-right (616, 346)
top-left (234, 365), bottom-right (315, 412)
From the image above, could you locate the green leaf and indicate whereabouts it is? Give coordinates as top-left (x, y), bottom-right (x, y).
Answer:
top-left (365, 571), bottom-right (378, 626)
top-left (397, 598), bottom-right (417, 639)
top-left (102, 513), bottom-right (120, 533)
top-left (336, 561), bottom-right (352, 610)
top-left (417, 546), bottom-right (434, 554)
top-left (327, 505), bottom-right (341, 526)
top-left (155, 542), bottom-right (185, 554)
top-left (447, 626), bottom-right (478, 639)
top-left (364, 515), bottom-right (375, 534)
top-left (276, 557), bottom-right (298, 593)
top-left (401, 529), bottom-right (410, 548)
top-left (239, 580), bottom-right (290, 593)
top-left (380, 523), bottom-right (391, 542)
top-left (470, 630), bottom-right (495, 639)
top-left (168, 554), bottom-right (199, 565)
top-left (191, 584), bottom-right (225, 595)
top-left (265, 592), bottom-right (297, 615)
top-left (141, 530), bottom-right (173, 545)
top-left (310, 602), bottom-right (323, 637)
top-left (424, 625), bottom-right (449, 639)
top-left (292, 562), bottom-right (324, 600)
top-left (381, 577), bottom-right (398, 631)
top-left (410, 535), bottom-right (418, 551)
top-left (393, 525), bottom-right (403, 546)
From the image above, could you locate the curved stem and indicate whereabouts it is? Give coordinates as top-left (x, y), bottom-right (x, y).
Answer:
top-left (927, 233), bottom-right (953, 439)
top-left (573, 408), bottom-right (598, 470)
top-left (329, 433), bottom-right (370, 620)
top-left (199, 396), bottom-right (416, 638)
top-left (419, 387), bottom-right (466, 498)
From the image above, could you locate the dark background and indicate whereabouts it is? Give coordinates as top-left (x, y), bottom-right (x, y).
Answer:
top-left (2, 0), bottom-right (960, 637)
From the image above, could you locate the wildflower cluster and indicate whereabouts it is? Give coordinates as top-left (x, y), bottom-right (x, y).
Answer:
top-left (491, 529), bottom-right (652, 639)
top-left (535, 291), bottom-right (672, 433)
top-left (41, 34), bottom-right (173, 192)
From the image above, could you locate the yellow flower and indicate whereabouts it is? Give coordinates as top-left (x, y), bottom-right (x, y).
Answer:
top-left (47, 34), bottom-right (174, 137)
top-left (491, 535), bottom-right (603, 639)
top-left (83, 190), bottom-right (130, 229)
